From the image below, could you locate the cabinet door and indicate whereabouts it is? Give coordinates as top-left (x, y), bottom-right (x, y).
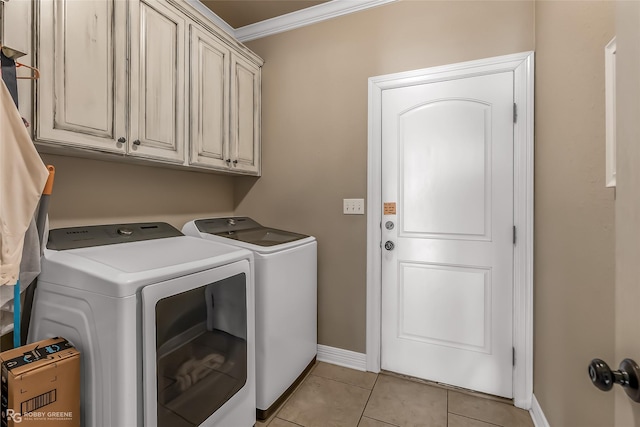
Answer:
top-left (129, 0), bottom-right (186, 163)
top-left (188, 24), bottom-right (230, 170)
top-left (230, 54), bottom-right (261, 176)
top-left (36, 0), bottom-right (127, 153)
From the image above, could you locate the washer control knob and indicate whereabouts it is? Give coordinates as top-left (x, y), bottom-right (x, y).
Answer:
top-left (117, 227), bottom-right (134, 236)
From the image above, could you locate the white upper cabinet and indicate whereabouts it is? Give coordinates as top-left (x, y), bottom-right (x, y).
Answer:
top-left (188, 24), bottom-right (262, 176)
top-left (189, 24), bottom-right (230, 169)
top-left (230, 54), bottom-right (261, 175)
top-left (129, 0), bottom-right (186, 163)
top-left (35, 0), bottom-right (262, 175)
top-left (36, 0), bottom-right (127, 153)
top-left (190, 24), bottom-right (261, 175)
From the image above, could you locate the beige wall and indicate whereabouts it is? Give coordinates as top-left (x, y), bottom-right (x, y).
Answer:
top-left (239, 0), bottom-right (534, 353)
top-left (41, 154), bottom-right (235, 230)
top-left (534, 1), bottom-right (615, 425)
top-left (22, 2), bottom-right (620, 424)
top-left (615, 1), bottom-right (640, 425)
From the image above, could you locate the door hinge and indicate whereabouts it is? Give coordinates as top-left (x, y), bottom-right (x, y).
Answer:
top-left (513, 226), bottom-right (517, 245)
top-left (513, 347), bottom-right (516, 366)
top-left (513, 103), bottom-right (517, 123)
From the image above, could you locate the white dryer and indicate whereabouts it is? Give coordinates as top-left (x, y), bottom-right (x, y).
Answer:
top-left (28, 222), bottom-right (256, 427)
top-left (182, 217), bottom-right (317, 419)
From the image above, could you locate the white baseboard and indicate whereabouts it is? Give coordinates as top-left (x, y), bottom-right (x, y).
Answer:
top-left (317, 344), bottom-right (367, 371)
top-left (530, 394), bottom-right (551, 427)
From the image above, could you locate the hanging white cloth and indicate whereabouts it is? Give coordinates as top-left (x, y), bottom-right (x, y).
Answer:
top-left (0, 217), bottom-right (44, 334)
top-left (0, 79), bottom-right (48, 288)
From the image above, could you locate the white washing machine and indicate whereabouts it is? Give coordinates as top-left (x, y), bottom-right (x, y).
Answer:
top-left (182, 217), bottom-right (317, 419)
top-left (28, 222), bottom-right (256, 427)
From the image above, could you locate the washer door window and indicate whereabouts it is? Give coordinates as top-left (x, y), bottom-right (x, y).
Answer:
top-left (142, 262), bottom-right (250, 427)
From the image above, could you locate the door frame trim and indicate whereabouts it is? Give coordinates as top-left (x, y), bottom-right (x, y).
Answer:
top-left (366, 51), bottom-right (535, 409)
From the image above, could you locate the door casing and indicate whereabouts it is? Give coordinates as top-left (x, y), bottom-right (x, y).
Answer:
top-left (366, 51), bottom-right (535, 409)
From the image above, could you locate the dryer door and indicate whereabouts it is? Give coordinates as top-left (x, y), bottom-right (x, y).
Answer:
top-left (141, 261), bottom-right (255, 427)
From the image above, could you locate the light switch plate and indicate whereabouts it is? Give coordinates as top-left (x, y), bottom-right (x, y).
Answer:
top-left (343, 198), bottom-right (365, 215)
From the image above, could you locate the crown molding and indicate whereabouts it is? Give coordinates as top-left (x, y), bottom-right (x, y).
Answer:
top-left (184, 0), bottom-right (236, 37)
top-left (235, 0), bottom-right (397, 42)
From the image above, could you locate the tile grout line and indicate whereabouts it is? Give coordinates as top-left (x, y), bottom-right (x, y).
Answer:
top-left (275, 364), bottom-right (516, 427)
top-left (274, 368), bottom-right (380, 427)
top-left (264, 365), bottom-right (317, 426)
top-left (356, 372), bottom-right (380, 427)
top-left (446, 389), bottom-right (449, 426)
top-left (355, 374), bottom-right (401, 427)
top-left (272, 361), bottom-right (319, 427)
top-left (362, 415), bottom-right (402, 427)
top-left (272, 417), bottom-right (306, 427)
top-left (308, 372), bottom-right (377, 392)
top-left (447, 410), bottom-right (505, 427)
top-left (383, 370), bottom-right (512, 406)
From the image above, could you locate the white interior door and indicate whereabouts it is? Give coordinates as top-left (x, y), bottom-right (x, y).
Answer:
top-left (381, 71), bottom-right (515, 398)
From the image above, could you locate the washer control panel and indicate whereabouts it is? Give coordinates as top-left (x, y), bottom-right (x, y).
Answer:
top-left (47, 222), bottom-right (183, 250)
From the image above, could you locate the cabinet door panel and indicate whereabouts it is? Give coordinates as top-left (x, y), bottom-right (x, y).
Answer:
top-left (230, 54), bottom-right (261, 175)
top-left (36, 0), bottom-right (126, 152)
top-left (129, 0), bottom-right (185, 163)
top-left (189, 25), bottom-right (229, 169)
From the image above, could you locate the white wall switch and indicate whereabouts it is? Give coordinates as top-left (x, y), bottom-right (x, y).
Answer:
top-left (343, 198), bottom-right (365, 215)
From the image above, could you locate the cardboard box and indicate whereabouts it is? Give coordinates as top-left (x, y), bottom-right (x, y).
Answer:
top-left (1, 337), bottom-right (80, 426)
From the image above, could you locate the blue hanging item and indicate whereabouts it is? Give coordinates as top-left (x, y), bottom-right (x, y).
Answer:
top-left (13, 281), bottom-right (20, 347)
top-left (2, 48), bottom-right (23, 349)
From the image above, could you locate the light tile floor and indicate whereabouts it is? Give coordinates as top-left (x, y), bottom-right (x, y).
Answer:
top-left (256, 362), bottom-right (534, 427)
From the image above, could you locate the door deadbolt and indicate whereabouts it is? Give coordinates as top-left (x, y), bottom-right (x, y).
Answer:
top-left (384, 241), bottom-right (395, 251)
top-left (385, 221), bottom-right (395, 230)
